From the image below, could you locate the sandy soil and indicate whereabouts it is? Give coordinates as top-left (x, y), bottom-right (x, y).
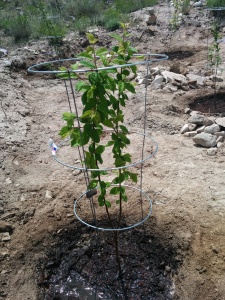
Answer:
top-left (1, 3), bottom-right (225, 300)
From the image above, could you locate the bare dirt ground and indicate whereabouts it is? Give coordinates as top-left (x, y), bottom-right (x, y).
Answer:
top-left (1, 3), bottom-right (225, 300)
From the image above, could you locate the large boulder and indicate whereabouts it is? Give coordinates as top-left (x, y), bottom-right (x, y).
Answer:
top-left (193, 132), bottom-right (217, 148)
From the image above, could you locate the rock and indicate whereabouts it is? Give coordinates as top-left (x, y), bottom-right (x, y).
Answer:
top-left (146, 14), bottom-right (157, 25)
top-left (193, 0), bottom-right (204, 7)
top-left (196, 126), bottom-right (205, 133)
top-left (13, 159), bottom-right (19, 166)
top-left (10, 56), bottom-right (27, 70)
top-left (166, 84), bottom-right (178, 92)
top-left (66, 213), bottom-right (74, 218)
top-left (138, 78), bottom-right (151, 85)
top-left (0, 48), bottom-right (7, 57)
top-left (150, 67), bottom-right (160, 76)
top-left (188, 114), bottom-right (205, 125)
top-left (161, 70), bottom-right (187, 84)
top-left (145, 26), bottom-right (157, 36)
top-left (72, 169), bottom-right (82, 176)
top-left (181, 85), bottom-right (189, 91)
top-left (217, 142), bottom-right (224, 148)
top-left (184, 107), bottom-right (191, 114)
top-left (1, 232), bottom-right (11, 242)
top-left (215, 117), bottom-right (225, 128)
top-left (209, 75), bottom-right (223, 82)
top-left (214, 131), bottom-right (225, 137)
top-left (186, 73), bottom-right (206, 86)
top-left (207, 148), bottom-right (217, 156)
top-left (180, 124), bottom-right (189, 134)
top-left (216, 136), bottom-right (224, 143)
top-left (151, 75), bottom-right (164, 89)
top-left (45, 190), bottom-right (53, 199)
top-left (165, 266), bottom-right (171, 272)
top-left (204, 117), bottom-right (214, 126)
top-left (0, 221), bottom-right (13, 233)
top-left (193, 132), bottom-right (217, 148)
top-left (3, 60), bottom-right (11, 67)
top-left (5, 178), bottom-right (12, 184)
top-left (204, 124), bottom-right (220, 134)
top-left (184, 131), bottom-right (197, 137)
top-left (188, 123), bottom-right (197, 131)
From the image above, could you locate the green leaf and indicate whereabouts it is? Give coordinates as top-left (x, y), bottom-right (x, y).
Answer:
top-left (81, 110), bottom-right (92, 119)
top-left (89, 72), bottom-right (101, 84)
top-left (118, 81), bottom-right (125, 93)
top-left (122, 193), bottom-right (127, 202)
top-left (118, 133), bottom-right (130, 145)
top-left (112, 46), bottom-right (119, 53)
top-left (102, 119), bottom-right (114, 128)
top-left (109, 33), bottom-right (123, 42)
top-left (124, 82), bottom-right (135, 93)
top-left (86, 33), bottom-right (98, 44)
top-left (59, 126), bottom-right (71, 138)
top-left (76, 81), bottom-right (91, 92)
top-left (122, 153), bottom-right (131, 162)
top-left (106, 76), bottom-right (116, 91)
top-left (113, 173), bottom-right (125, 184)
top-left (92, 111), bottom-right (101, 125)
top-left (90, 130), bottom-right (100, 143)
top-left (98, 195), bottom-right (104, 206)
top-left (85, 151), bottom-right (91, 165)
top-left (129, 172), bottom-right (138, 183)
top-left (81, 130), bottom-right (90, 145)
top-left (115, 157), bottom-right (124, 167)
top-left (88, 180), bottom-right (98, 189)
top-left (96, 47), bottom-right (108, 56)
top-left (71, 63), bottom-right (79, 70)
top-left (77, 51), bottom-right (93, 59)
top-left (62, 112), bottom-right (76, 127)
top-left (122, 69), bottom-right (130, 76)
top-left (101, 56), bottom-right (109, 66)
top-left (95, 145), bottom-right (105, 154)
top-left (130, 65), bottom-right (137, 74)
top-left (105, 140), bottom-right (114, 147)
top-left (119, 125), bottom-right (129, 134)
top-left (110, 187), bottom-right (120, 195)
top-left (105, 200), bottom-right (111, 208)
top-left (62, 112), bottom-right (76, 120)
top-left (96, 153), bottom-right (103, 164)
top-left (80, 60), bottom-right (96, 69)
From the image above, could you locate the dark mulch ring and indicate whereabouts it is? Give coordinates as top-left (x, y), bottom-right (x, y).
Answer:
top-left (163, 51), bottom-right (194, 61)
top-left (36, 222), bottom-right (185, 300)
top-left (189, 92), bottom-right (225, 114)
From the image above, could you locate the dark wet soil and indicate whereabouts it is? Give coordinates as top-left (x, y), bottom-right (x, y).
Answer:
top-left (163, 51), bottom-right (194, 61)
top-left (189, 92), bottom-right (225, 114)
top-left (36, 222), bottom-right (185, 300)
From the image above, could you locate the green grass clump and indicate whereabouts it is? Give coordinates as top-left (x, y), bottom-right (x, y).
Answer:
top-left (3, 14), bottom-right (32, 42)
top-left (207, 0), bottom-right (225, 7)
top-left (115, 0), bottom-right (158, 13)
top-left (98, 8), bottom-right (123, 31)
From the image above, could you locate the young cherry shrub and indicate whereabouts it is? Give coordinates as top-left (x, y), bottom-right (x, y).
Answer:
top-left (208, 20), bottom-right (222, 69)
top-left (58, 24), bottom-right (138, 226)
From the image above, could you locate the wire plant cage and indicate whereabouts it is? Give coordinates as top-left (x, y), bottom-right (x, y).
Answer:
top-left (28, 52), bottom-right (168, 299)
top-left (28, 53), bottom-right (168, 231)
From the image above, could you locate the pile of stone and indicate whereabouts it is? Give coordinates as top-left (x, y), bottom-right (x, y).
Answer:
top-left (180, 112), bottom-right (225, 154)
top-left (136, 67), bottom-right (223, 92)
